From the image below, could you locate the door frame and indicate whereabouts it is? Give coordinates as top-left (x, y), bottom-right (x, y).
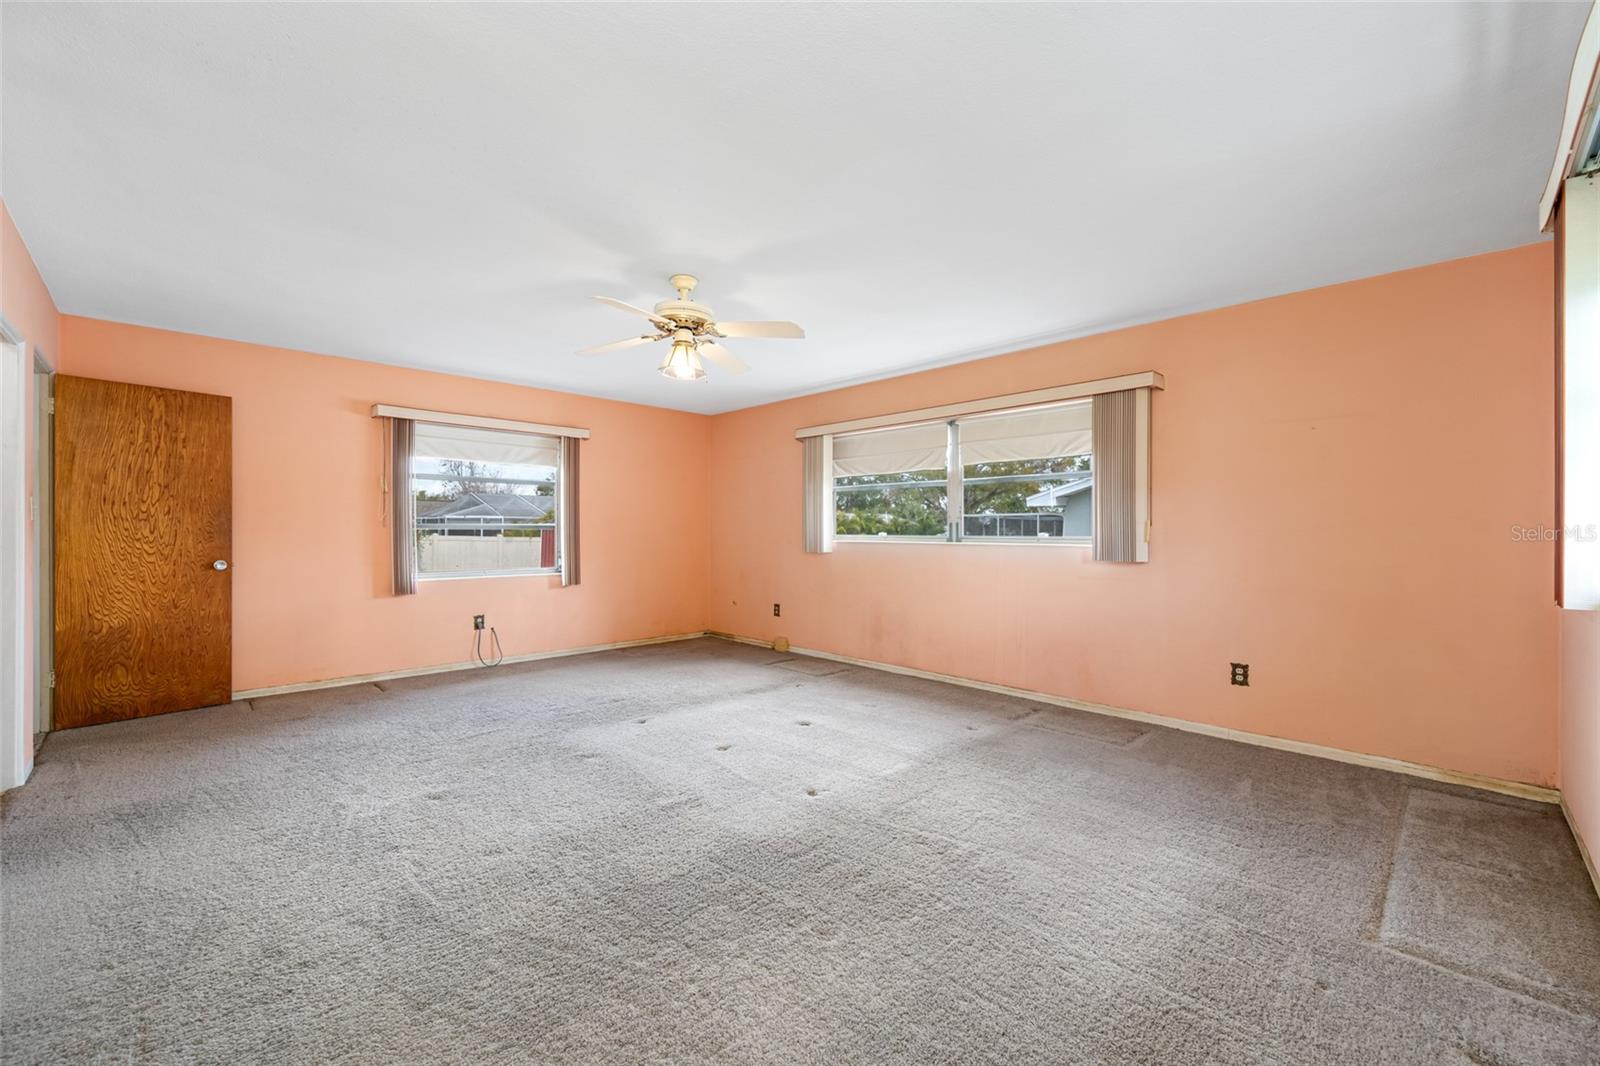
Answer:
top-left (32, 351), bottom-right (55, 735)
top-left (0, 313), bottom-right (31, 790)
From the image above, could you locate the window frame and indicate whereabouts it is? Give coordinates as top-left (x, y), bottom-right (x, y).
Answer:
top-left (832, 413), bottom-right (1093, 548)
top-left (411, 421), bottom-right (565, 582)
top-left (1560, 176), bottom-right (1600, 609)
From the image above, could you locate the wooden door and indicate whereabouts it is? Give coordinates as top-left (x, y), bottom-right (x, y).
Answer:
top-left (54, 376), bottom-right (231, 728)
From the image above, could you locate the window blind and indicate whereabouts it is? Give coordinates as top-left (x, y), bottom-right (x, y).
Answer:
top-left (559, 436), bottom-right (581, 586)
top-left (390, 418), bottom-right (418, 596)
top-left (957, 402), bottom-right (1091, 465)
top-left (413, 423), bottom-right (559, 468)
top-left (1091, 390), bottom-right (1148, 563)
top-left (802, 436), bottom-right (834, 554)
top-left (831, 422), bottom-right (948, 477)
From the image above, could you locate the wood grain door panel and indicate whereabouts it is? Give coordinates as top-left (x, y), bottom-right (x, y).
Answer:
top-left (54, 376), bottom-right (231, 729)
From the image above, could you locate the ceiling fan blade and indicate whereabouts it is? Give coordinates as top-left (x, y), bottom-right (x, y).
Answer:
top-left (714, 320), bottom-right (805, 339)
top-left (592, 295), bottom-right (671, 327)
top-left (576, 334), bottom-right (660, 356)
top-left (698, 340), bottom-right (748, 375)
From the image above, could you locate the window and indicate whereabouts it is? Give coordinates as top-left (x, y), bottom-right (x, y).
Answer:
top-left (803, 373), bottom-right (1156, 560)
top-left (412, 422), bottom-right (561, 577)
top-left (959, 403), bottom-right (1092, 541)
top-left (831, 401), bottom-right (1092, 543)
top-left (833, 422), bottom-right (950, 538)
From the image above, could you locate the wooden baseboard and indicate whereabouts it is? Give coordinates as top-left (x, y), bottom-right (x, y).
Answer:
top-left (708, 632), bottom-right (1560, 805)
top-left (1562, 797), bottom-right (1600, 902)
top-left (232, 631), bottom-right (708, 700)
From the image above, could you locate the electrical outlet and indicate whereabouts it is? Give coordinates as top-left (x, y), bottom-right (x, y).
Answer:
top-left (473, 614), bottom-right (486, 631)
top-left (1230, 662), bottom-right (1249, 686)
top-left (773, 603), bottom-right (781, 617)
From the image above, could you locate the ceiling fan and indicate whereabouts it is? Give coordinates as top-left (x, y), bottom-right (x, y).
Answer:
top-left (577, 274), bottom-right (805, 381)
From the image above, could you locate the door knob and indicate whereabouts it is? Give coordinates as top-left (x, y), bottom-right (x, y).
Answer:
top-left (213, 560), bottom-right (229, 571)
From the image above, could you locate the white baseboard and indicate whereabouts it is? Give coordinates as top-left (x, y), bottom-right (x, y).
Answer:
top-left (1563, 797), bottom-right (1600, 902)
top-left (708, 632), bottom-right (1561, 806)
top-left (232, 631), bottom-right (707, 700)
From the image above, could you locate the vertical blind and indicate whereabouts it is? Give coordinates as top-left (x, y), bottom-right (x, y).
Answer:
top-left (802, 436), bottom-right (834, 553)
top-left (560, 435), bottom-right (581, 587)
top-left (390, 417), bottom-right (418, 595)
top-left (1091, 391), bottom-right (1139, 562)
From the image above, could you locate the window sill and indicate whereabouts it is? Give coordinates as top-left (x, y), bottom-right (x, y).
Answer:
top-left (833, 536), bottom-right (1090, 548)
top-left (417, 568), bottom-right (561, 582)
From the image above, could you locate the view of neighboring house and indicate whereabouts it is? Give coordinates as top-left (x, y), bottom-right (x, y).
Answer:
top-left (1019, 475), bottom-right (1093, 538)
top-left (415, 492), bottom-right (556, 537)
top-left (957, 473), bottom-right (1094, 540)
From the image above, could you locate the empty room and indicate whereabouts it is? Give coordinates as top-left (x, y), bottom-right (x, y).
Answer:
top-left (3, 3), bottom-right (1599, 1063)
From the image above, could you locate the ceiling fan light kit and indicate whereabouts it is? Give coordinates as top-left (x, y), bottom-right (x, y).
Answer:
top-left (579, 274), bottom-right (805, 382)
top-left (660, 330), bottom-right (706, 381)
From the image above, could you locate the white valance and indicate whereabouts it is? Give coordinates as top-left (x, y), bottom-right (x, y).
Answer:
top-left (957, 401), bottom-right (1091, 465)
top-left (831, 401), bottom-right (1093, 476)
top-left (832, 422), bottom-right (948, 477)
top-left (413, 422), bottom-right (559, 469)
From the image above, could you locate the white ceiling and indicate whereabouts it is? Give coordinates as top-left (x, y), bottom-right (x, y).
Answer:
top-left (0, 3), bottom-right (1586, 414)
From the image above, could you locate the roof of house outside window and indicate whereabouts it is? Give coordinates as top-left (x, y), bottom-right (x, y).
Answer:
top-left (417, 492), bottom-right (556, 522)
top-left (1024, 476), bottom-right (1093, 508)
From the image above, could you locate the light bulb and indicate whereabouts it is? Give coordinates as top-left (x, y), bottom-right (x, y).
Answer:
top-left (659, 336), bottom-right (706, 381)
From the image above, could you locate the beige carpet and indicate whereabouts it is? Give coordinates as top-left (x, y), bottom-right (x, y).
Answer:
top-left (3, 638), bottom-right (1597, 1064)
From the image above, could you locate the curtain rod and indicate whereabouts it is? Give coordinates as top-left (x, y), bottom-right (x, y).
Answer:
top-left (371, 404), bottom-right (590, 440)
top-left (793, 371), bottom-right (1163, 439)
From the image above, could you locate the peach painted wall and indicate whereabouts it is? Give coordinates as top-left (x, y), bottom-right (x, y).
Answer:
top-left (58, 316), bottom-right (710, 692)
top-left (707, 243), bottom-right (1561, 787)
top-left (32, 243), bottom-right (1577, 795)
top-left (1, 196), bottom-right (62, 767)
top-left (1, 200), bottom-right (60, 361)
top-left (1562, 610), bottom-right (1600, 866)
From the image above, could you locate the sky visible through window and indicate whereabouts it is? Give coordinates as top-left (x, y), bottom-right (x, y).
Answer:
top-left (412, 456), bottom-right (556, 501)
